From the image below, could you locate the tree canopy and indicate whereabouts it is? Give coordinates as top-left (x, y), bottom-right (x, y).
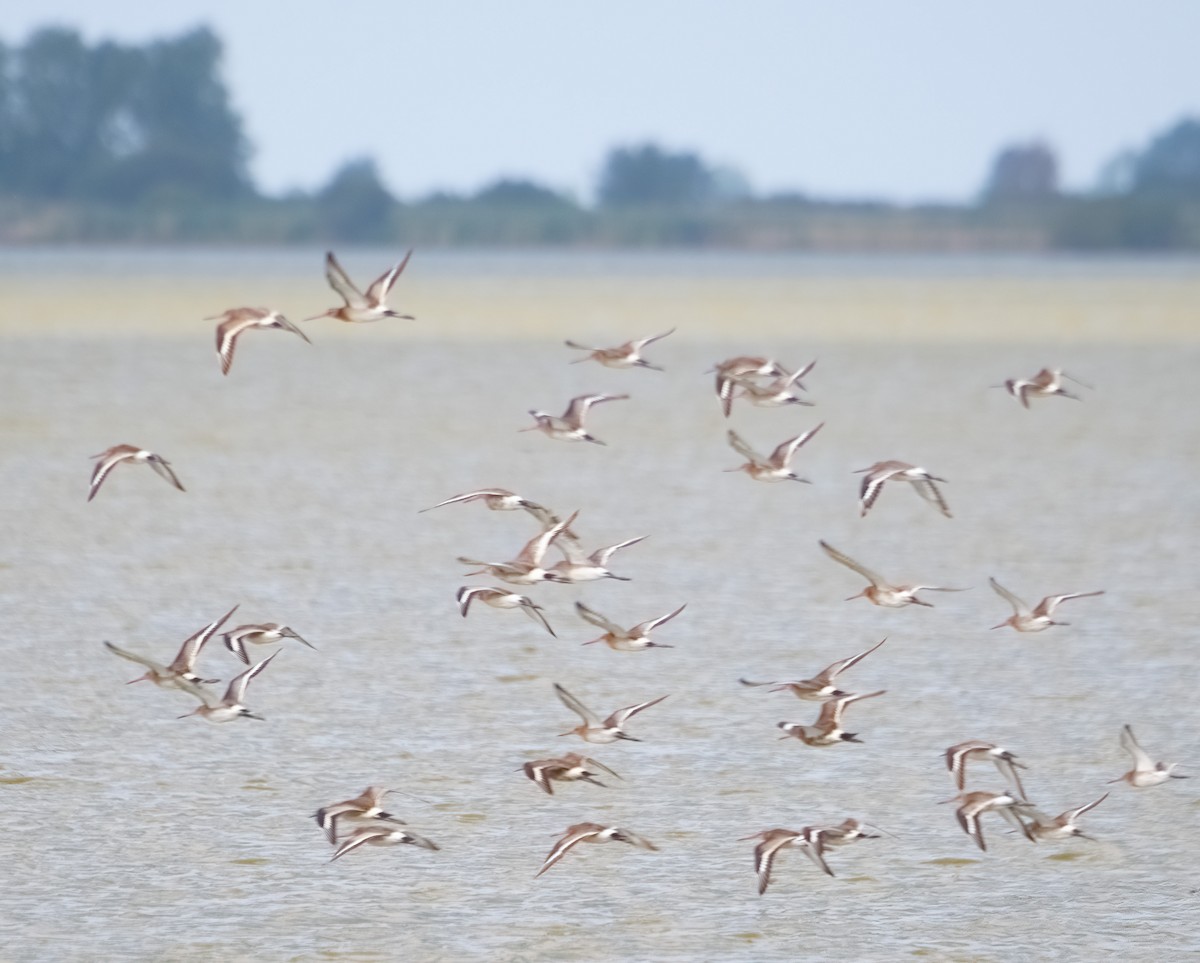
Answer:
top-left (0, 25), bottom-right (250, 202)
top-left (1131, 117), bottom-right (1200, 196)
top-left (596, 143), bottom-right (720, 208)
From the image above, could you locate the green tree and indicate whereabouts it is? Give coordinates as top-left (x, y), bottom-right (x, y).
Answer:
top-left (597, 143), bottom-right (718, 207)
top-left (473, 177), bottom-right (575, 209)
top-left (117, 26), bottom-right (251, 201)
top-left (316, 157), bottom-right (397, 241)
top-left (1132, 117), bottom-right (1200, 196)
top-left (0, 25), bottom-right (250, 202)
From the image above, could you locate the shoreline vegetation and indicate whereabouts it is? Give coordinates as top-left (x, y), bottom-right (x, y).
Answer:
top-left (0, 26), bottom-right (1197, 251)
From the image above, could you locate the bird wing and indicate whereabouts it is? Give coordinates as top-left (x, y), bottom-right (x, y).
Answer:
top-left (564, 393), bottom-right (628, 423)
top-left (536, 825), bottom-right (603, 876)
top-left (799, 832), bottom-right (835, 877)
top-left (521, 599), bottom-right (557, 637)
top-left (103, 641), bottom-right (165, 673)
top-left (324, 251), bottom-right (367, 308)
top-left (726, 429), bottom-right (763, 465)
top-left (632, 328), bottom-right (675, 350)
top-left (1119, 725), bottom-right (1155, 771)
top-left (988, 578), bottom-right (1031, 617)
top-left (944, 742), bottom-right (986, 791)
top-left (752, 833), bottom-right (793, 894)
top-left (215, 313), bottom-right (262, 375)
top-left (815, 637), bottom-right (887, 686)
top-left (614, 828), bottom-right (658, 851)
top-left (516, 510), bottom-right (577, 566)
top-left (858, 473), bottom-right (889, 515)
top-left (554, 683), bottom-right (600, 726)
top-left (1064, 792), bottom-right (1109, 822)
top-left (581, 756), bottom-right (622, 781)
top-left (456, 586), bottom-right (485, 616)
top-left (591, 534), bottom-right (647, 566)
top-left (633, 602), bottom-right (687, 635)
top-left (147, 457), bottom-right (186, 492)
top-left (423, 489), bottom-right (517, 512)
top-left (957, 805), bottom-right (986, 852)
top-left (365, 249), bottom-right (412, 305)
top-left (87, 450), bottom-right (134, 501)
top-left (1036, 590), bottom-right (1105, 617)
top-left (609, 693), bottom-right (669, 727)
top-left (911, 477), bottom-right (952, 517)
top-left (818, 540), bottom-right (889, 589)
top-left (276, 314), bottom-right (312, 344)
top-left (170, 603), bottom-right (239, 673)
top-left (574, 602), bottom-right (625, 635)
top-left (994, 755), bottom-right (1028, 801)
top-left (826, 690), bottom-right (885, 726)
top-left (770, 422), bottom-right (825, 468)
top-left (330, 827), bottom-right (386, 861)
top-left (523, 761), bottom-right (558, 795)
top-left (224, 649), bottom-right (279, 705)
top-left (784, 358), bottom-right (817, 389)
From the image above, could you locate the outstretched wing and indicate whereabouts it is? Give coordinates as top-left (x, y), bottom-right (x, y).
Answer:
top-left (609, 693), bottom-right (669, 726)
top-left (170, 603), bottom-right (239, 673)
top-left (770, 422), bottom-right (825, 467)
top-left (726, 429), bottom-right (762, 465)
top-left (1119, 724), bottom-right (1155, 771)
top-left (223, 650), bottom-right (279, 705)
top-left (103, 641), bottom-right (164, 673)
top-left (324, 251), bottom-right (367, 308)
top-left (536, 824), bottom-right (602, 876)
top-left (818, 540), bottom-right (887, 589)
top-left (365, 249), bottom-right (413, 304)
top-left (574, 602), bottom-right (625, 635)
top-left (591, 534), bottom-right (647, 566)
top-left (814, 637), bottom-right (887, 686)
top-left (633, 602), bottom-right (687, 635)
top-left (988, 577), bottom-right (1031, 617)
top-left (553, 683), bottom-right (600, 726)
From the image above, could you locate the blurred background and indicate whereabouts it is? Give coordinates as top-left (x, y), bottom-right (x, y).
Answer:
top-left (0, 0), bottom-right (1198, 251)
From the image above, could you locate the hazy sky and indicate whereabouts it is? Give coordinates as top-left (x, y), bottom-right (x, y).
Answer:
top-left (3, 1), bottom-right (1196, 202)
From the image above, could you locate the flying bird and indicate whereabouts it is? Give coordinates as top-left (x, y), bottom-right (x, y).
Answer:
top-left (994, 367), bottom-right (1091, 408)
top-left (818, 540), bottom-right (965, 607)
top-left (103, 604), bottom-right (238, 689)
top-left (564, 329), bottom-right (674, 369)
top-left (1109, 724), bottom-right (1187, 787)
top-left (855, 461), bottom-right (951, 518)
top-left (988, 577), bottom-right (1104, 632)
top-left (210, 307), bottom-right (310, 375)
top-left (521, 753), bottom-right (621, 796)
top-left (88, 445), bottom-right (185, 502)
top-left (176, 650), bottom-right (279, 723)
top-left (553, 683), bottom-right (668, 744)
top-left (575, 600), bottom-right (685, 650)
top-left (329, 826), bottom-right (439, 861)
top-left (456, 586), bottom-right (556, 637)
top-left (222, 622), bottom-right (315, 664)
top-left (725, 424), bottom-right (824, 483)
top-left (521, 393), bottom-right (629, 444)
top-left (535, 823), bottom-right (657, 877)
top-left (741, 637), bottom-right (887, 702)
top-left (307, 250), bottom-right (414, 323)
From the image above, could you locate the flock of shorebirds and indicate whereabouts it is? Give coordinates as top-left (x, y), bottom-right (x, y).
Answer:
top-left (93, 250), bottom-right (1187, 892)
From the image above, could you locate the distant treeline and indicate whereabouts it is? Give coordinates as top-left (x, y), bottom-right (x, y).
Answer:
top-left (1, 25), bottom-right (1198, 250)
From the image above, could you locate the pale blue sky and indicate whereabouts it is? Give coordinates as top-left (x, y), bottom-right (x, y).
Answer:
top-left (2, 1), bottom-right (1196, 202)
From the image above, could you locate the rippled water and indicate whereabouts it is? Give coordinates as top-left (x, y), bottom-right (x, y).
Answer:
top-left (2, 251), bottom-right (1198, 961)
